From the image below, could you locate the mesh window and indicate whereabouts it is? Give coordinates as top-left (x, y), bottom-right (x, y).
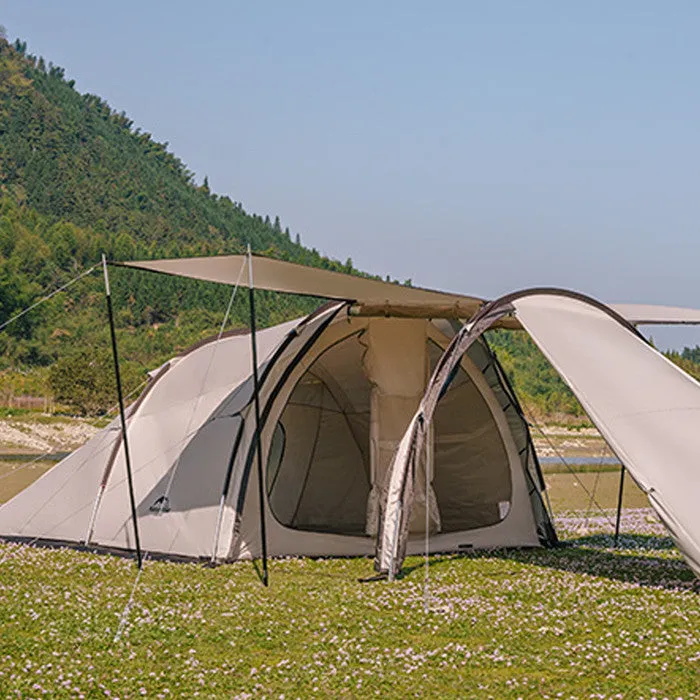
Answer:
top-left (267, 332), bottom-right (371, 535)
top-left (429, 340), bottom-right (513, 532)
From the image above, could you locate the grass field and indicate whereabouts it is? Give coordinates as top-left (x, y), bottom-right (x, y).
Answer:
top-left (0, 509), bottom-right (697, 698)
top-left (0, 460), bottom-right (697, 697)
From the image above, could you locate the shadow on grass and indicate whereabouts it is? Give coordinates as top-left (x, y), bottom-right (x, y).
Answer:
top-left (399, 537), bottom-right (698, 593)
top-left (567, 533), bottom-right (677, 551)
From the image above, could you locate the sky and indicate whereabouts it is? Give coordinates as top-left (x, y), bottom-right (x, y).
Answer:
top-left (3, 1), bottom-right (699, 348)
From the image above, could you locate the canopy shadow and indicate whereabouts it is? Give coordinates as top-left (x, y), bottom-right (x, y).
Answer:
top-left (397, 537), bottom-right (698, 593)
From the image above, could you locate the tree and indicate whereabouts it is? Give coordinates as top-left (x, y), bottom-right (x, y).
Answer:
top-left (49, 348), bottom-right (145, 415)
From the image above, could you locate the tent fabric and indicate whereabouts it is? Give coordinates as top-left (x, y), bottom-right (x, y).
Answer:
top-left (428, 341), bottom-right (513, 533)
top-left (0, 319), bottom-right (299, 557)
top-left (118, 255), bottom-right (484, 314)
top-left (513, 294), bottom-right (700, 578)
top-left (376, 303), bottom-right (526, 577)
top-left (362, 319), bottom-right (436, 536)
top-left (267, 331), bottom-right (371, 535)
top-left (235, 314), bottom-right (545, 561)
top-left (378, 287), bottom-right (700, 579)
top-left (0, 298), bottom-right (549, 565)
top-left (608, 303), bottom-right (700, 326)
top-left (118, 255), bottom-right (700, 329)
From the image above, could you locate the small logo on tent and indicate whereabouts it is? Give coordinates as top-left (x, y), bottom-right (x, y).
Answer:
top-left (150, 495), bottom-right (171, 513)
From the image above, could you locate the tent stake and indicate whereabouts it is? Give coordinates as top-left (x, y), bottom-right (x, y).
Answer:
top-left (613, 464), bottom-right (625, 547)
top-left (247, 246), bottom-right (269, 586)
top-left (102, 255), bottom-right (143, 570)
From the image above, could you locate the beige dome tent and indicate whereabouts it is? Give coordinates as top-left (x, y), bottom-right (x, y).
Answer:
top-left (1, 254), bottom-right (699, 573)
top-left (0, 300), bottom-right (557, 562)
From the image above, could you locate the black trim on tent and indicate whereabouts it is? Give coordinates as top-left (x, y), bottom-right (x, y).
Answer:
top-left (230, 303), bottom-right (347, 548)
top-left (477, 334), bottom-right (558, 546)
top-left (211, 300), bottom-right (347, 558)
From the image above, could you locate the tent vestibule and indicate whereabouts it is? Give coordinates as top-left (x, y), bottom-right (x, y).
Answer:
top-left (376, 289), bottom-right (700, 579)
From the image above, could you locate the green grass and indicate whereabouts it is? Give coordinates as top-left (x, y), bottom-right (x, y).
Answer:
top-left (0, 463), bottom-right (696, 697)
top-left (0, 511), bottom-right (697, 698)
top-left (0, 409), bottom-right (106, 426)
top-left (541, 462), bottom-right (621, 474)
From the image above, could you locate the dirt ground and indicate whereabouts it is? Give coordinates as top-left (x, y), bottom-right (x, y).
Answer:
top-left (0, 414), bottom-right (607, 457)
top-left (0, 414), bottom-right (100, 454)
top-left (532, 424), bottom-right (608, 458)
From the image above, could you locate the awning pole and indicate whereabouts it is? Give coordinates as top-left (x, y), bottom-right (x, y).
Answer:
top-left (247, 246), bottom-right (269, 586)
top-left (613, 464), bottom-right (625, 547)
top-left (423, 422), bottom-right (433, 613)
top-left (102, 255), bottom-right (142, 570)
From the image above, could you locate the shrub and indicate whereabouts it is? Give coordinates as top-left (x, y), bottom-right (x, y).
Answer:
top-left (48, 348), bottom-right (145, 415)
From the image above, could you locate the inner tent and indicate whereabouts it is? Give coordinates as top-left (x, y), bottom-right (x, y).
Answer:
top-left (239, 314), bottom-right (551, 558)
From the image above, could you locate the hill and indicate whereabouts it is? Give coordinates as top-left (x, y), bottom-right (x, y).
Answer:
top-left (0, 35), bottom-right (699, 418)
top-left (0, 36), bottom-right (377, 410)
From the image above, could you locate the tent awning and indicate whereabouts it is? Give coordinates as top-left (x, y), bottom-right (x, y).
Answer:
top-left (117, 255), bottom-right (700, 327)
top-left (117, 255), bottom-right (485, 315)
top-left (513, 293), bottom-right (700, 577)
top-left (608, 303), bottom-right (700, 326)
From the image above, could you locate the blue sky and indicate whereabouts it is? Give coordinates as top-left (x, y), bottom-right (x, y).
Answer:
top-left (3, 1), bottom-right (699, 347)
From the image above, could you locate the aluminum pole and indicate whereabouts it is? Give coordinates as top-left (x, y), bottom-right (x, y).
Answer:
top-left (103, 255), bottom-right (142, 569)
top-left (247, 246), bottom-right (269, 586)
top-left (613, 464), bottom-right (625, 547)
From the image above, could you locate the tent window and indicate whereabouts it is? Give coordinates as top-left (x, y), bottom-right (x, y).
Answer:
top-left (267, 332), bottom-right (371, 535)
top-left (429, 340), bottom-right (513, 532)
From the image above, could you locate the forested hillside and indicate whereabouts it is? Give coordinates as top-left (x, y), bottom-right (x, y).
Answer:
top-left (0, 35), bottom-right (369, 410)
top-left (0, 35), bottom-right (698, 418)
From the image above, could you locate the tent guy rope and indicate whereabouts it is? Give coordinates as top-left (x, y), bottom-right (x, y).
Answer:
top-left (582, 441), bottom-right (611, 531)
top-left (525, 416), bottom-right (615, 529)
top-left (0, 265), bottom-right (96, 335)
top-left (108, 255), bottom-right (246, 643)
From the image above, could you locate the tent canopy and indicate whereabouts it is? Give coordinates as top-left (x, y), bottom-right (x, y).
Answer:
top-left (118, 255), bottom-right (700, 327)
top-left (376, 288), bottom-right (700, 579)
top-left (117, 254), bottom-right (484, 317)
top-left (514, 293), bottom-right (700, 578)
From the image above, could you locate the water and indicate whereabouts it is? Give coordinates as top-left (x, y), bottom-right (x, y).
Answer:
top-left (0, 452), bottom-right (67, 462)
top-left (540, 456), bottom-right (620, 466)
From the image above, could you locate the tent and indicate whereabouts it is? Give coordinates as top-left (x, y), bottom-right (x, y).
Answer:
top-left (1, 255), bottom-right (699, 571)
top-left (0, 301), bottom-right (557, 561)
top-left (377, 289), bottom-right (700, 579)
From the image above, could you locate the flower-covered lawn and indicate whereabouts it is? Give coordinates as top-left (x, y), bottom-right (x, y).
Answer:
top-left (0, 509), bottom-right (697, 699)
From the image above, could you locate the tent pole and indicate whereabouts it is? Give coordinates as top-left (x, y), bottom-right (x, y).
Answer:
top-left (102, 255), bottom-right (143, 570)
top-left (423, 422), bottom-right (433, 612)
top-left (247, 246), bottom-right (269, 586)
top-left (613, 464), bottom-right (625, 547)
